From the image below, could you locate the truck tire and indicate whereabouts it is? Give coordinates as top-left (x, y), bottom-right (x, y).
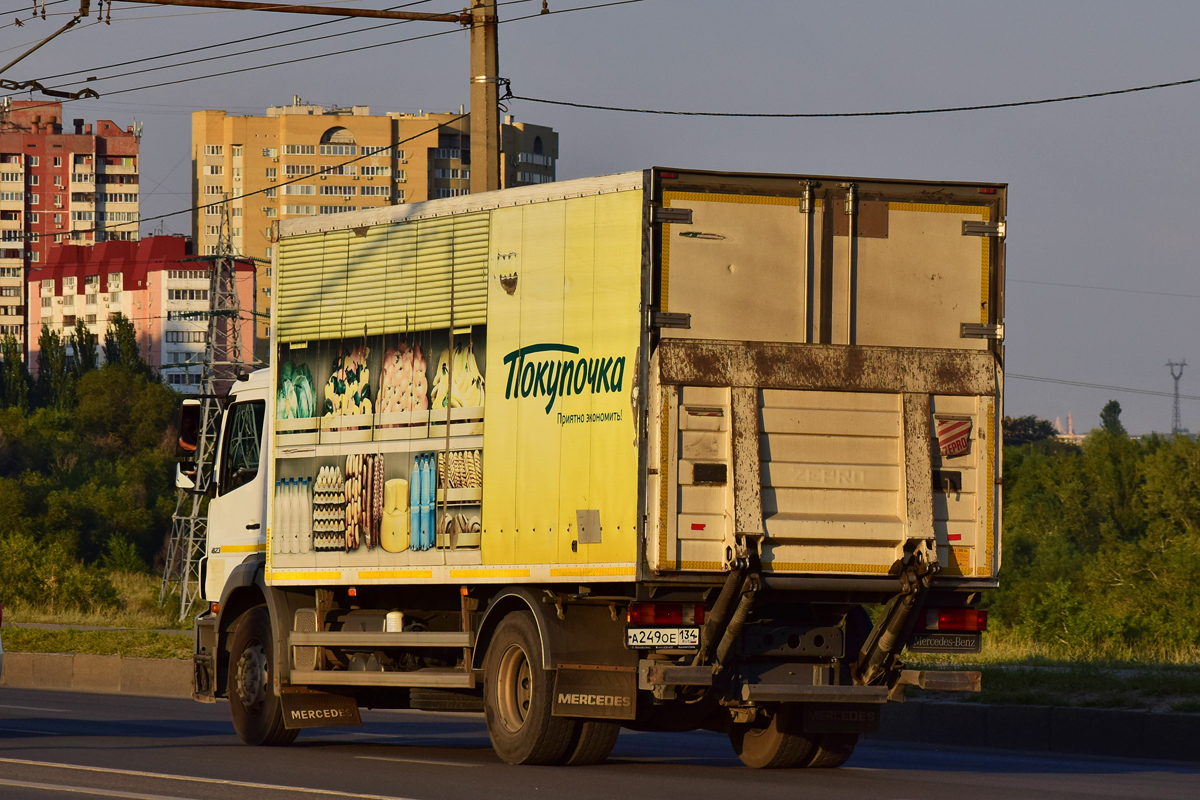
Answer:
top-left (561, 720), bottom-right (621, 766)
top-left (805, 733), bottom-right (858, 768)
top-left (728, 706), bottom-right (817, 769)
top-left (483, 611), bottom-right (575, 765)
top-left (227, 607), bottom-right (297, 747)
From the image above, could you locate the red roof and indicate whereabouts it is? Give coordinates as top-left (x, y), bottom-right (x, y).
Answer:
top-left (29, 236), bottom-right (253, 292)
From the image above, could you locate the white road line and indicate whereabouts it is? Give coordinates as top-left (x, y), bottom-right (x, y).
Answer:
top-left (0, 704), bottom-right (69, 713)
top-left (356, 755), bottom-right (482, 768)
top-left (0, 777), bottom-right (202, 800)
top-left (0, 758), bottom-right (419, 799)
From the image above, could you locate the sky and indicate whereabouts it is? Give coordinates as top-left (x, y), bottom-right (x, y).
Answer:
top-left (4, 0), bottom-right (1200, 434)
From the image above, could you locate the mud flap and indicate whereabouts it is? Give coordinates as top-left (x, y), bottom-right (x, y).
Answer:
top-left (551, 666), bottom-right (637, 720)
top-left (280, 689), bottom-right (362, 729)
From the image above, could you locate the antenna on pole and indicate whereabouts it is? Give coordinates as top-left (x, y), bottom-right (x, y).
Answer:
top-left (1168, 360), bottom-right (1187, 436)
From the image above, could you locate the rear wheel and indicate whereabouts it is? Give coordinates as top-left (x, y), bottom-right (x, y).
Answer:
top-left (227, 607), bottom-right (297, 746)
top-left (728, 706), bottom-right (817, 769)
top-left (561, 719), bottom-right (621, 765)
top-left (805, 733), bottom-right (859, 768)
top-left (483, 611), bottom-right (576, 765)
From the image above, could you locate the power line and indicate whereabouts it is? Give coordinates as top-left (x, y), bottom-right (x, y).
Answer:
top-left (4, 0), bottom-right (624, 106)
top-left (1008, 373), bottom-right (1200, 402)
top-left (1010, 278), bottom-right (1200, 301)
top-left (32, 0), bottom-right (440, 83)
top-left (506, 74), bottom-right (1200, 118)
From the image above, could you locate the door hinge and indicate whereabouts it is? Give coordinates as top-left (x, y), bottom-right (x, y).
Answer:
top-left (652, 206), bottom-right (692, 224)
top-left (962, 220), bottom-right (1005, 238)
top-left (961, 323), bottom-right (1004, 340)
top-left (652, 311), bottom-right (691, 329)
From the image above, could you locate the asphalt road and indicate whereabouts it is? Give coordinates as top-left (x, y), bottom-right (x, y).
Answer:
top-left (0, 687), bottom-right (1197, 800)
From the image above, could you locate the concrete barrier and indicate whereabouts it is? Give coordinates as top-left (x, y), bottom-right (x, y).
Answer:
top-left (870, 701), bottom-right (1200, 763)
top-left (0, 652), bottom-right (191, 698)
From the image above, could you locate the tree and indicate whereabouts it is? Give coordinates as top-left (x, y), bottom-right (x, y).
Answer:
top-left (103, 313), bottom-right (149, 375)
top-left (71, 317), bottom-right (98, 377)
top-left (0, 333), bottom-right (29, 412)
top-left (36, 324), bottom-right (74, 412)
top-left (1003, 415), bottom-right (1058, 446)
top-left (1100, 400), bottom-right (1126, 436)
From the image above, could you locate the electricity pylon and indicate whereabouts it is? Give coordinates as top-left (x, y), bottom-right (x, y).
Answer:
top-left (1168, 360), bottom-right (1187, 437)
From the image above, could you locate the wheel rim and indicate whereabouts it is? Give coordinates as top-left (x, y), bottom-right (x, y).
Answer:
top-left (495, 642), bottom-right (533, 733)
top-left (235, 639), bottom-right (269, 714)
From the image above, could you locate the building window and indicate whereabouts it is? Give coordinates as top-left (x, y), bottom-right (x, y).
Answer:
top-left (232, 146), bottom-right (243, 158)
top-left (264, 208), bottom-right (277, 218)
top-left (28, 175), bottom-right (38, 185)
top-left (168, 288), bottom-right (210, 301)
top-left (282, 184), bottom-right (315, 195)
top-left (360, 186), bottom-right (389, 197)
top-left (284, 164), bottom-right (316, 177)
top-left (41, 296), bottom-right (51, 308)
top-left (266, 168), bottom-right (277, 179)
top-left (282, 205), bottom-right (316, 216)
top-left (262, 147), bottom-right (278, 158)
top-left (517, 172), bottom-right (554, 185)
top-left (319, 205), bottom-right (356, 214)
top-left (360, 166), bottom-right (390, 177)
top-left (109, 291), bottom-right (121, 303)
top-left (86, 293), bottom-right (97, 306)
top-left (434, 188), bottom-right (470, 198)
top-left (204, 145), bottom-right (223, 156)
top-left (321, 164), bottom-right (356, 176)
top-left (434, 168), bottom-right (469, 180)
top-left (2, 287), bottom-right (22, 297)
top-left (204, 185), bottom-right (224, 195)
top-left (265, 188), bottom-right (277, 199)
top-left (319, 185), bottom-right (355, 196)
top-left (283, 144), bottom-right (316, 155)
top-left (86, 314), bottom-right (96, 325)
top-left (205, 165), bottom-right (223, 175)
top-left (319, 144), bottom-right (356, 156)
top-left (54, 156), bottom-right (62, 167)
top-left (29, 156), bottom-right (38, 167)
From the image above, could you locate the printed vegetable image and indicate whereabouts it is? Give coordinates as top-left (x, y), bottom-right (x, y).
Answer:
top-left (430, 341), bottom-right (485, 409)
top-left (323, 345), bottom-right (372, 417)
top-left (378, 343), bottom-right (429, 413)
top-left (276, 361), bottom-right (316, 419)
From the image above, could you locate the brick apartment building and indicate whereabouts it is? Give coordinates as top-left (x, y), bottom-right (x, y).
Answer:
top-left (0, 99), bottom-right (140, 352)
top-left (27, 236), bottom-right (254, 391)
top-left (193, 99), bottom-right (557, 345)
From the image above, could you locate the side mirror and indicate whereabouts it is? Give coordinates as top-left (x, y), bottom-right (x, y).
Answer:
top-left (178, 399), bottom-right (201, 455)
top-left (176, 462), bottom-right (197, 491)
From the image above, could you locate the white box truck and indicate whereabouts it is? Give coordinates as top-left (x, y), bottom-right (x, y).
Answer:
top-left (182, 167), bottom-right (1004, 768)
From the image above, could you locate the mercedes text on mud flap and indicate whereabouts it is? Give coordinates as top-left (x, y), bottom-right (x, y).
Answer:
top-left (181, 167), bottom-right (1004, 767)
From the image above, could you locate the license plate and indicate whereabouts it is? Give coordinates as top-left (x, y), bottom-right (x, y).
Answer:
top-left (907, 632), bottom-right (982, 654)
top-left (625, 626), bottom-right (700, 649)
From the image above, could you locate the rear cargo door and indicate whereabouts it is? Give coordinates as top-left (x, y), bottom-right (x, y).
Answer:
top-left (648, 171), bottom-right (1002, 579)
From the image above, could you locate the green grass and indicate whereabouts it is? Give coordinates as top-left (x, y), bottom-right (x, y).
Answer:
top-left (3, 571), bottom-right (190, 630)
top-left (2, 627), bottom-right (191, 660)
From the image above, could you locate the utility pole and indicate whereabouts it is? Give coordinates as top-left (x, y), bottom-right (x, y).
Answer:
top-left (470, 0), bottom-right (501, 193)
top-left (160, 197), bottom-right (258, 620)
top-left (1168, 360), bottom-right (1188, 437)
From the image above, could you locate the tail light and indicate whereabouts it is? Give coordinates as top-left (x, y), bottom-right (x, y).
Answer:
top-left (627, 602), bottom-right (705, 625)
top-left (924, 608), bottom-right (987, 631)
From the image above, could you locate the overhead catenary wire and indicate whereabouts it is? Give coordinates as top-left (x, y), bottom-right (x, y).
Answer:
top-left (1007, 373), bottom-right (1200, 402)
top-left (1, 0), bottom-right (626, 108)
top-left (506, 74), bottom-right (1200, 118)
top-left (1010, 278), bottom-right (1200, 301)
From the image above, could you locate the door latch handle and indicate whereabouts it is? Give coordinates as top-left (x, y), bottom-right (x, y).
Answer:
top-left (246, 523), bottom-right (261, 530)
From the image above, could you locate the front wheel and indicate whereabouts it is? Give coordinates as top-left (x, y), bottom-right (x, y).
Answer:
top-left (483, 611), bottom-right (576, 765)
top-left (728, 706), bottom-right (817, 769)
top-left (227, 606), bottom-right (297, 746)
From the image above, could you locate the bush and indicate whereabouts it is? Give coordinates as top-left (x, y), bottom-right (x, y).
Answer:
top-left (0, 530), bottom-right (119, 611)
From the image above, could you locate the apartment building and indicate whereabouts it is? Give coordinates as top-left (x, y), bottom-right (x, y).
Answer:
top-left (0, 99), bottom-right (140, 350)
top-left (192, 99), bottom-right (557, 344)
top-left (27, 236), bottom-right (254, 391)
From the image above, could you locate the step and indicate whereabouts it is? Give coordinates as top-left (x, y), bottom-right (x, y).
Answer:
top-left (739, 684), bottom-right (889, 703)
top-left (288, 668), bottom-right (476, 688)
top-left (288, 631), bottom-right (473, 648)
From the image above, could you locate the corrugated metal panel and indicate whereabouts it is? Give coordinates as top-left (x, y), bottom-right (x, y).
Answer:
top-left (276, 212), bottom-right (490, 343)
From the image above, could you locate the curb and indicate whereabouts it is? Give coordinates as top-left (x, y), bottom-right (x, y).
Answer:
top-left (0, 652), bottom-right (191, 698)
top-left (868, 701), bottom-right (1200, 763)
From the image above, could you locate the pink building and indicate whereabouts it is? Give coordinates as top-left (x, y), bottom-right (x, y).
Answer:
top-left (27, 236), bottom-right (255, 391)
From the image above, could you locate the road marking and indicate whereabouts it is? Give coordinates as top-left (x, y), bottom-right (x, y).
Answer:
top-left (0, 757), bottom-right (420, 799)
top-left (0, 726), bottom-right (54, 735)
top-left (0, 777), bottom-right (202, 800)
top-left (0, 704), bottom-right (69, 713)
top-left (356, 755), bottom-right (482, 768)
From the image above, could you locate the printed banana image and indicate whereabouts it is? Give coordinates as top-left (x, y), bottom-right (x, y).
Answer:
top-left (430, 341), bottom-right (485, 409)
